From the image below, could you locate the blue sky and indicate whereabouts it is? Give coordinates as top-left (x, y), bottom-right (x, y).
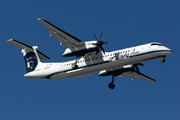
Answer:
top-left (1, 0), bottom-right (179, 119)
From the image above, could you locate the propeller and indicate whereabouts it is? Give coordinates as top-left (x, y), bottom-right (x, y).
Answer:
top-left (132, 63), bottom-right (144, 73)
top-left (92, 32), bottom-right (108, 54)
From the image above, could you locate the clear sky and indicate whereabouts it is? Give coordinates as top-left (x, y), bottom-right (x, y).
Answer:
top-left (1, 0), bottom-right (179, 120)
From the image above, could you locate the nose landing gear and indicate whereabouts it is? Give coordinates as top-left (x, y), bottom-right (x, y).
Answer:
top-left (161, 58), bottom-right (165, 63)
top-left (161, 55), bottom-right (166, 63)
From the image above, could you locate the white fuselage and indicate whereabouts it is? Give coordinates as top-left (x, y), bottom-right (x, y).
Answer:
top-left (24, 42), bottom-right (172, 79)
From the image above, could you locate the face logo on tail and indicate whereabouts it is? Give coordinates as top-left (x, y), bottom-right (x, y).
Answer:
top-left (24, 52), bottom-right (38, 73)
top-left (27, 56), bottom-right (36, 68)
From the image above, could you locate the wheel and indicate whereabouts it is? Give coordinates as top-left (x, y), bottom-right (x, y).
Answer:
top-left (161, 58), bottom-right (165, 63)
top-left (72, 64), bottom-right (78, 69)
top-left (108, 83), bottom-right (115, 89)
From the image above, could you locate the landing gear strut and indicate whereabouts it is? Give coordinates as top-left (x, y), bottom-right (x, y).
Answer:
top-left (108, 75), bottom-right (118, 89)
top-left (161, 55), bottom-right (166, 63)
top-left (72, 56), bottom-right (79, 69)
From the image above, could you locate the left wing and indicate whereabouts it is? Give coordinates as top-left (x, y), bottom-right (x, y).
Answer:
top-left (37, 18), bottom-right (84, 48)
top-left (122, 71), bottom-right (156, 82)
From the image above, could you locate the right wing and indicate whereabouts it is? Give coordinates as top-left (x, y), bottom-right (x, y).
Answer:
top-left (37, 18), bottom-right (84, 49)
top-left (122, 71), bottom-right (156, 82)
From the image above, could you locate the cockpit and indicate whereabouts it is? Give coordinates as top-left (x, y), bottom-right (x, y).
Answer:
top-left (150, 42), bottom-right (164, 46)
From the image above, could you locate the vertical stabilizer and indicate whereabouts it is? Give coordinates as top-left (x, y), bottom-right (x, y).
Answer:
top-left (22, 46), bottom-right (40, 73)
top-left (7, 39), bottom-right (50, 73)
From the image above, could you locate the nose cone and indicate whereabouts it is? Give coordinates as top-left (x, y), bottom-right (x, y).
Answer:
top-left (164, 48), bottom-right (173, 56)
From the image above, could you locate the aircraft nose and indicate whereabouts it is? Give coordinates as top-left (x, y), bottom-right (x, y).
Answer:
top-left (170, 50), bottom-right (173, 53)
top-left (164, 48), bottom-right (173, 56)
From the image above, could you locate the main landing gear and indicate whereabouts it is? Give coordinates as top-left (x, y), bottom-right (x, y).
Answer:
top-left (72, 56), bottom-right (79, 69)
top-left (108, 75), bottom-right (118, 89)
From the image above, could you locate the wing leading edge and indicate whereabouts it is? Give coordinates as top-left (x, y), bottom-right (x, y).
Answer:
top-left (37, 18), bottom-right (84, 48)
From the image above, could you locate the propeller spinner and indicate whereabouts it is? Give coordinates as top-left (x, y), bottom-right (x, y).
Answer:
top-left (92, 32), bottom-right (108, 54)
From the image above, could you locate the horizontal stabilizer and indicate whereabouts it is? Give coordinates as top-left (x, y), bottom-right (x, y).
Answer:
top-left (7, 39), bottom-right (50, 60)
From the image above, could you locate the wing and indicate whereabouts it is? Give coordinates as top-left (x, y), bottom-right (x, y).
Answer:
top-left (122, 71), bottom-right (156, 82)
top-left (37, 18), bottom-right (84, 48)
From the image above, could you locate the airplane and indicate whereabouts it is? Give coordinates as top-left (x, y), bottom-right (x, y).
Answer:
top-left (7, 18), bottom-right (173, 89)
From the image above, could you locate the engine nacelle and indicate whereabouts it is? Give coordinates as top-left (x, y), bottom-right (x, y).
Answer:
top-left (98, 65), bottom-right (133, 76)
top-left (62, 41), bottom-right (98, 57)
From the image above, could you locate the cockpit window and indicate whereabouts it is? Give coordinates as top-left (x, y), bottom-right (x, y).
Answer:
top-left (151, 43), bottom-right (163, 46)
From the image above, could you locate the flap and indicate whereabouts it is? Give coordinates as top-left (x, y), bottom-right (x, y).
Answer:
top-left (122, 71), bottom-right (156, 82)
top-left (132, 71), bottom-right (156, 82)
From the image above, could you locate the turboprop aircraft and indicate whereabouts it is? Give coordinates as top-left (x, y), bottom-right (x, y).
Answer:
top-left (7, 18), bottom-right (172, 89)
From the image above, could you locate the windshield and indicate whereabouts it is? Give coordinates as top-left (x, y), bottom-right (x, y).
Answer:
top-left (151, 43), bottom-right (163, 46)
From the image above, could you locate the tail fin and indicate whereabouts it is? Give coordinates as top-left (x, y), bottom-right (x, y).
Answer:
top-left (7, 39), bottom-right (50, 73)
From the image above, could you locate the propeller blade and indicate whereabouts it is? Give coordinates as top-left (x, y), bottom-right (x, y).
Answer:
top-left (93, 33), bottom-right (98, 40)
top-left (92, 33), bottom-right (107, 54)
top-left (96, 46), bottom-right (100, 54)
top-left (99, 32), bottom-right (103, 41)
top-left (100, 46), bottom-right (105, 54)
top-left (135, 65), bottom-right (140, 73)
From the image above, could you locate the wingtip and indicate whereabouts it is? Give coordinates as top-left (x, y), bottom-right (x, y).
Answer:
top-left (37, 18), bottom-right (43, 21)
top-left (7, 39), bottom-right (14, 42)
